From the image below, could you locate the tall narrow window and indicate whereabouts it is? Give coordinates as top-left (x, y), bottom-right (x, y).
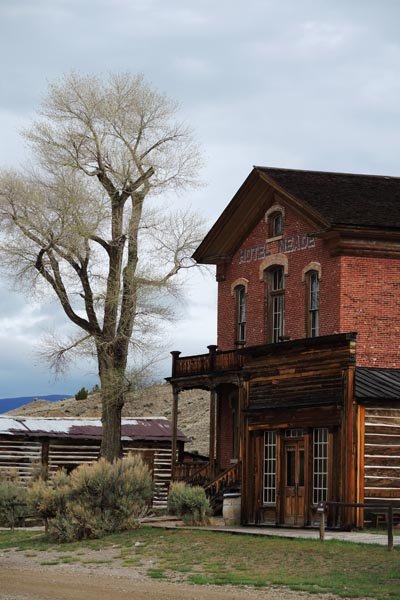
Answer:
top-left (266, 266), bottom-right (285, 343)
top-left (313, 428), bottom-right (328, 504)
top-left (308, 271), bottom-right (320, 337)
top-left (263, 431), bottom-right (277, 504)
top-left (235, 285), bottom-right (246, 343)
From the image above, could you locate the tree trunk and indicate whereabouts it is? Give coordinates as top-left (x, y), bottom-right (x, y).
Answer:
top-left (101, 397), bottom-right (123, 461)
top-left (98, 345), bottom-right (127, 461)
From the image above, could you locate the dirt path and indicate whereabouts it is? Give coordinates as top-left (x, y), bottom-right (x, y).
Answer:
top-left (0, 550), bottom-right (369, 600)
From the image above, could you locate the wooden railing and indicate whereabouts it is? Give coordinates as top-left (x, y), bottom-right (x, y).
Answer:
top-left (173, 461), bottom-right (210, 482)
top-left (205, 461), bottom-right (242, 496)
top-left (172, 346), bottom-right (243, 378)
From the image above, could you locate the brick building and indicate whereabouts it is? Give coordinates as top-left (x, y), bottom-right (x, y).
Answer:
top-left (169, 167), bottom-right (400, 528)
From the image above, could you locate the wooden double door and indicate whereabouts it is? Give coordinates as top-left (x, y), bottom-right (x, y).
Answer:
top-left (283, 439), bottom-right (305, 526)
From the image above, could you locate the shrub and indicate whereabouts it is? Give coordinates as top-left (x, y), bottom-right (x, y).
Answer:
top-left (29, 469), bottom-right (71, 531)
top-left (0, 471), bottom-right (31, 528)
top-left (29, 455), bottom-right (153, 541)
top-left (167, 482), bottom-right (210, 525)
top-left (75, 387), bottom-right (88, 400)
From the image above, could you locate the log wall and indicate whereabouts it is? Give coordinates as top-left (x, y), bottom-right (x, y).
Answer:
top-left (0, 436), bottom-right (173, 508)
top-left (0, 438), bottom-right (42, 482)
top-left (364, 407), bottom-right (400, 506)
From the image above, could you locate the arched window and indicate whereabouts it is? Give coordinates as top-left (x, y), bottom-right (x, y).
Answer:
top-left (265, 266), bottom-right (285, 343)
top-left (265, 203), bottom-right (285, 239)
top-left (307, 270), bottom-right (320, 337)
top-left (271, 212), bottom-right (283, 237)
top-left (235, 285), bottom-right (247, 343)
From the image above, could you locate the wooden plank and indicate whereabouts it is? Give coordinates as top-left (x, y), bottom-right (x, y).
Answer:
top-left (366, 434), bottom-right (400, 445)
top-left (365, 425), bottom-right (400, 435)
top-left (365, 477), bottom-right (400, 488)
top-left (365, 456), bottom-right (400, 467)
top-left (365, 445), bottom-right (400, 456)
top-left (364, 489), bottom-right (400, 499)
top-left (365, 467), bottom-right (400, 477)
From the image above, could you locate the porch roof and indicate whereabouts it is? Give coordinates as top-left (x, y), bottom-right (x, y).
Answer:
top-left (356, 367), bottom-right (400, 400)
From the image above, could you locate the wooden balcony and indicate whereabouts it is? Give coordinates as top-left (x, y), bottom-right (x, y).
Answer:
top-left (171, 345), bottom-right (243, 379)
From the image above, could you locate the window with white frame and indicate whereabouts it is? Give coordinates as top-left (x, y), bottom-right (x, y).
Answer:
top-left (265, 266), bottom-right (285, 343)
top-left (313, 428), bottom-right (328, 504)
top-left (263, 430), bottom-right (277, 504)
top-left (235, 285), bottom-right (247, 343)
top-left (307, 270), bottom-right (320, 337)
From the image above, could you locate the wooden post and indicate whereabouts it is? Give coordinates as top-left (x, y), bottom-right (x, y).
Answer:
top-left (388, 505), bottom-right (394, 552)
top-left (207, 345), bottom-right (218, 372)
top-left (171, 387), bottom-right (179, 479)
top-left (170, 350), bottom-right (181, 378)
top-left (319, 511), bottom-right (325, 542)
top-left (41, 439), bottom-right (49, 480)
top-left (209, 385), bottom-right (216, 479)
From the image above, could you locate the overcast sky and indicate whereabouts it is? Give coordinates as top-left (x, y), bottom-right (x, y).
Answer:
top-left (0, 0), bottom-right (400, 398)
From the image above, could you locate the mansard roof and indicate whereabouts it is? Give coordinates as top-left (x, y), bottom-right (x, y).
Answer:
top-left (194, 166), bottom-right (400, 264)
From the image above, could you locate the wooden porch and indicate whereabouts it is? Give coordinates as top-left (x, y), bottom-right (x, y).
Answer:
top-left (168, 334), bottom-right (360, 527)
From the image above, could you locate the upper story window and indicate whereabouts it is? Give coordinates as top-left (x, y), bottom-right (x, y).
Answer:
top-left (271, 212), bottom-right (283, 237)
top-left (265, 203), bottom-right (285, 240)
top-left (265, 266), bottom-right (285, 343)
top-left (307, 270), bottom-right (320, 337)
top-left (235, 285), bottom-right (247, 343)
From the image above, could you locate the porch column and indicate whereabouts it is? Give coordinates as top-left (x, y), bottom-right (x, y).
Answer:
top-left (209, 385), bottom-right (217, 479)
top-left (171, 386), bottom-right (180, 479)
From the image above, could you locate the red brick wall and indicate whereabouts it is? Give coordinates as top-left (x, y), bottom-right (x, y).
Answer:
top-left (217, 200), bottom-right (341, 350)
top-left (339, 256), bottom-right (400, 367)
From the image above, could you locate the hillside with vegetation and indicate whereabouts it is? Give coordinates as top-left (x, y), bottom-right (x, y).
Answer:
top-left (6, 384), bottom-right (210, 455)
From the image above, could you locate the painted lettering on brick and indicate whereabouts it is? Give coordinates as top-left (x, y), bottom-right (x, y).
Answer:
top-left (239, 244), bottom-right (269, 264)
top-left (238, 235), bottom-right (315, 263)
top-left (279, 235), bottom-right (315, 253)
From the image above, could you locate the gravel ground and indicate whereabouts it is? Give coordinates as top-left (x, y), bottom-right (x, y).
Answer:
top-left (0, 547), bottom-right (374, 600)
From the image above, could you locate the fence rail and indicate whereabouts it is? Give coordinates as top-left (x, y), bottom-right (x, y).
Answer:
top-left (317, 501), bottom-right (400, 551)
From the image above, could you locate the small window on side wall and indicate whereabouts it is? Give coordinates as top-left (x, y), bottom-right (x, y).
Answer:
top-left (307, 270), bottom-right (320, 337)
top-left (235, 285), bottom-right (246, 343)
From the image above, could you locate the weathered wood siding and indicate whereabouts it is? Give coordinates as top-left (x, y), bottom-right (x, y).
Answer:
top-left (0, 437), bottom-right (173, 508)
top-left (48, 441), bottom-right (100, 472)
top-left (0, 438), bottom-right (41, 482)
top-left (364, 407), bottom-right (400, 506)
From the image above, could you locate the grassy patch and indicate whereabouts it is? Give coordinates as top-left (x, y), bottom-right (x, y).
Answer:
top-left (147, 568), bottom-right (166, 579)
top-left (1, 527), bottom-right (399, 599)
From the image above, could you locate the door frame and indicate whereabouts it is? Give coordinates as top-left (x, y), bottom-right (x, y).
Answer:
top-left (281, 437), bottom-right (306, 526)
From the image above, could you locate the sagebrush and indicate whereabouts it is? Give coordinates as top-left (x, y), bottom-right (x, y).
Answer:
top-left (29, 454), bottom-right (153, 541)
top-left (0, 470), bottom-right (31, 528)
top-left (167, 481), bottom-right (210, 525)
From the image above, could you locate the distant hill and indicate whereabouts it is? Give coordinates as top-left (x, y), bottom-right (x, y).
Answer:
top-left (6, 383), bottom-right (210, 455)
top-left (0, 394), bottom-right (71, 414)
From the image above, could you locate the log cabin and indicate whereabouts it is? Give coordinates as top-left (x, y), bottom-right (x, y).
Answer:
top-left (168, 166), bottom-right (400, 528)
top-left (0, 416), bottom-right (187, 508)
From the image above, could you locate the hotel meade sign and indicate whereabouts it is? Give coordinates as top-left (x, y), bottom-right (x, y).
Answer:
top-left (238, 234), bottom-right (315, 264)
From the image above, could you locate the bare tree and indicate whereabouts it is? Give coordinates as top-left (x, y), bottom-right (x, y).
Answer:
top-left (0, 73), bottom-right (204, 460)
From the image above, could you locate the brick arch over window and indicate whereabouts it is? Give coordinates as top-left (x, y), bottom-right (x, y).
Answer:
top-left (264, 203), bottom-right (285, 223)
top-left (302, 261), bottom-right (322, 282)
top-left (230, 277), bottom-right (249, 296)
top-left (259, 254), bottom-right (288, 281)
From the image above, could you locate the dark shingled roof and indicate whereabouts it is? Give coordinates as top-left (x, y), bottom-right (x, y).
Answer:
top-left (356, 367), bottom-right (400, 400)
top-left (257, 167), bottom-right (400, 229)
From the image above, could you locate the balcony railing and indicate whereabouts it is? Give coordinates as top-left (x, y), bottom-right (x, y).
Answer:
top-left (171, 346), bottom-right (243, 378)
